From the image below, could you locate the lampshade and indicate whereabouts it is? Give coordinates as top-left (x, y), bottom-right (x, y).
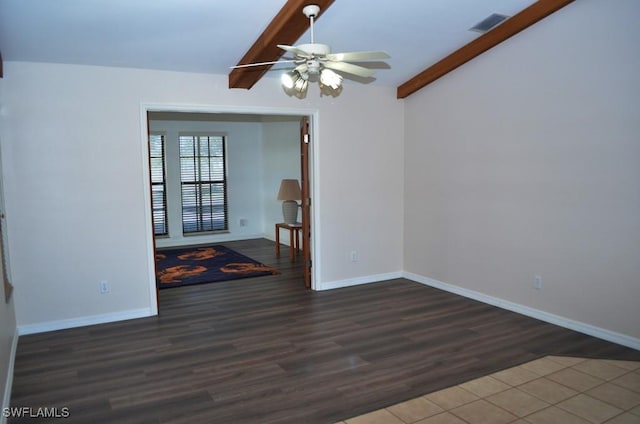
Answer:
top-left (277, 179), bottom-right (301, 201)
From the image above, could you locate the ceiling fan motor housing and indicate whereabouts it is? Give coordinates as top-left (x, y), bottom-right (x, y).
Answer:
top-left (297, 43), bottom-right (330, 56)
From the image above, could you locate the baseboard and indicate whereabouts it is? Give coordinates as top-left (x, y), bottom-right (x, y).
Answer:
top-left (1, 327), bottom-right (18, 424)
top-left (155, 234), bottom-right (263, 249)
top-left (263, 234), bottom-right (293, 247)
top-left (404, 272), bottom-right (640, 351)
top-left (17, 308), bottom-right (155, 336)
top-left (317, 272), bottom-right (403, 291)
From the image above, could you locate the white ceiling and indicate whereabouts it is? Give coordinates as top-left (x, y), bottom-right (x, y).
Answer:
top-left (0, 0), bottom-right (537, 87)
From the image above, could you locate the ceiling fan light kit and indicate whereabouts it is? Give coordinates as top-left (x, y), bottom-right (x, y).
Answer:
top-left (233, 4), bottom-right (389, 96)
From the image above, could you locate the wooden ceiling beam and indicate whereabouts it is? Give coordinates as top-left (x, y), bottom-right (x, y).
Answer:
top-left (229, 0), bottom-right (335, 89)
top-left (397, 0), bottom-right (575, 99)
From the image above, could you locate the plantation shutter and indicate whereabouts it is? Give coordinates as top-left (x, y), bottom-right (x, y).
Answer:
top-left (179, 134), bottom-right (228, 234)
top-left (149, 133), bottom-right (168, 236)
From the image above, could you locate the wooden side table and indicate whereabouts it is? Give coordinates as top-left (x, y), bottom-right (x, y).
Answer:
top-left (275, 223), bottom-right (302, 261)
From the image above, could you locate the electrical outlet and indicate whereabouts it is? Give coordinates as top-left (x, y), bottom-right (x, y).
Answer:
top-left (350, 250), bottom-right (358, 263)
top-left (100, 280), bottom-right (110, 294)
top-left (533, 275), bottom-right (542, 290)
top-left (239, 218), bottom-right (248, 227)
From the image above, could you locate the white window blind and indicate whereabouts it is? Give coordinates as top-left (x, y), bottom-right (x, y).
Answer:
top-left (179, 134), bottom-right (228, 234)
top-left (149, 133), bottom-right (168, 236)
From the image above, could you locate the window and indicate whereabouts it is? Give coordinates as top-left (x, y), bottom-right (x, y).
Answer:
top-left (179, 134), bottom-right (228, 234)
top-left (149, 133), bottom-right (168, 236)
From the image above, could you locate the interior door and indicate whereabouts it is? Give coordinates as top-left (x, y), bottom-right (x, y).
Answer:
top-left (300, 116), bottom-right (312, 289)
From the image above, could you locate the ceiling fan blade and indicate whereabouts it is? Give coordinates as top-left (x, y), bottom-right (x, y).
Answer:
top-left (323, 61), bottom-right (375, 78)
top-left (277, 44), bottom-right (312, 58)
top-left (230, 59), bottom-right (298, 69)
top-left (325, 51), bottom-right (390, 62)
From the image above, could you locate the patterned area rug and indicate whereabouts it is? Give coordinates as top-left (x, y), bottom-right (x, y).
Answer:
top-left (155, 245), bottom-right (280, 289)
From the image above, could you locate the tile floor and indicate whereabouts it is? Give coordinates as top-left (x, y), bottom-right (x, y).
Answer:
top-left (338, 356), bottom-right (640, 424)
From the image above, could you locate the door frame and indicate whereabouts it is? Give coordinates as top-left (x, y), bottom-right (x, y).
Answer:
top-left (139, 103), bottom-right (320, 315)
top-left (300, 116), bottom-right (311, 288)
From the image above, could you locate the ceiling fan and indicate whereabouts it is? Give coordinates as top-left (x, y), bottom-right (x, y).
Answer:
top-left (232, 4), bottom-right (390, 94)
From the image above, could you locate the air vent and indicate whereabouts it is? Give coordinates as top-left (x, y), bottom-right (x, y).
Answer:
top-left (470, 13), bottom-right (509, 33)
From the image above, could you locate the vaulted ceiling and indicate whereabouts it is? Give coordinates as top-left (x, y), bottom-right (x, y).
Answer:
top-left (0, 0), bottom-right (573, 98)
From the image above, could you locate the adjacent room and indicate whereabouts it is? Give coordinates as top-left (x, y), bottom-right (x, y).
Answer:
top-left (147, 111), bottom-right (307, 294)
top-left (0, 0), bottom-right (638, 423)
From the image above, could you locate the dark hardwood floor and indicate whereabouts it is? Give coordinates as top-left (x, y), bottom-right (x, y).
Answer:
top-left (9, 238), bottom-right (640, 423)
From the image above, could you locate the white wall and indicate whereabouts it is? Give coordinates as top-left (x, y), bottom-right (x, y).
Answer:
top-left (404, 0), bottom-right (640, 341)
top-left (262, 118), bottom-right (302, 241)
top-left (149, 118), bottom-right (266, 247)
top-left (0, 260), bottom-right (16, 419)
top-left (0, 176), bottom-right (17, 419)
top-left (0, 74), bottom-right (18, 416)
top-left (0, 62), bottom-right (404, 330)
top-left (0, 296), bottom-right (16, 421)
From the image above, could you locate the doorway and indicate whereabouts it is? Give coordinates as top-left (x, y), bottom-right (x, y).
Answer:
top-left (140, 106), bottom-right (317, 314)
